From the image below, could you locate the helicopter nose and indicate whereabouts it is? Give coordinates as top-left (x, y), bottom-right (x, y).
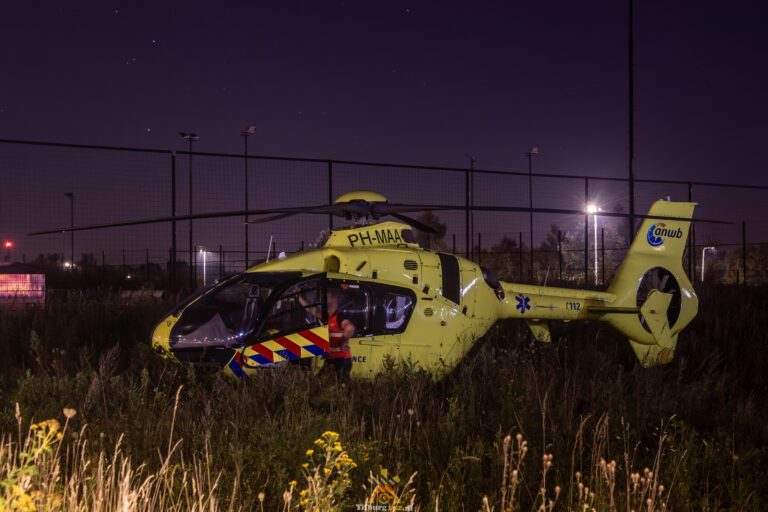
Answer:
top-left (150, 316), bottom-right (175, 358)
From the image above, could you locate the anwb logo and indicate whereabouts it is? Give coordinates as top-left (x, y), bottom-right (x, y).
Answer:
top-left (647, 222), bottom-right (683, 247)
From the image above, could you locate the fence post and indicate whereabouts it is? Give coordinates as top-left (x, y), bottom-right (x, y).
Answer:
top-left (557, 230), bottom-right (563, 280)
top-left (478, 232), bottom-right (482, 267)
top-left (584, 178), bottom-right (589, 285)
top-left (601, 227), bottom-right (606, 287)
top-left (122, 249), bottom-right (126, 277)
top-left (742, 221), bottom-right (747, 286)
top-left (687, 182), bottom-right (693, 278)
top-left (518, 231), bottom-right (523, 281)
top-left (328, 161), bottom-right (334, 230)
top-left (219, 244), bottom-right (224, 277)
top-left (145, 248), bottom-right (149, 282)
top-left (691, 224), bottom-right (697, 284)
top-left (464, 166), bottom-right (470, 259)
top-left (192, 246), bottom-right (197, 287)
top-left (171, 153), bottom-right (177, 292)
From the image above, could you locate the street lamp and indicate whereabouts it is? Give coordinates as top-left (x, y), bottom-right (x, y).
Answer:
top-left (199, 246), bottom-right (208, 286)
top-left (701, 246), bottom-right (716, 282)
top-left (586, 203), bottom-right (601, 285)
top-left (64, 192), bottom-right (75, 269)
top-left (179, 131), bottom-right (199, 288)
top-left (526, 146), bottom-right (539, 280)
top-left (241, 126), bottom-right (256, 268)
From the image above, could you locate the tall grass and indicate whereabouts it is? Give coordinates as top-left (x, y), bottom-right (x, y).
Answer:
top-left (0, 285), bottom-right (766, 510)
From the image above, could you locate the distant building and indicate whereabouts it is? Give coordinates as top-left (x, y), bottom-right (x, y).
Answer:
top-left (0, 263), bottom-right (46, 307)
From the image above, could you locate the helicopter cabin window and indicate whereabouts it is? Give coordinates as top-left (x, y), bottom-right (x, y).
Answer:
top-left (380, 293), bottom-right (414, 332)
top-left (365, 285), bottom-right (416, 335)
top-left (321, 281), bottom-right (416, 337)
top-left (258, 278), bottom-right (325, 341)
top-left (326, 282), bottom-right (370, 337)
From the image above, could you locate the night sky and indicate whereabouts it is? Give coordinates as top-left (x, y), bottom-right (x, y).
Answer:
top-left (2, 1), bottom-right (766, 182)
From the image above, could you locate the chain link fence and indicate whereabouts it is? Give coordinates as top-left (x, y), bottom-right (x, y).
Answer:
top-left (1, 138), bottom-right (765, 291)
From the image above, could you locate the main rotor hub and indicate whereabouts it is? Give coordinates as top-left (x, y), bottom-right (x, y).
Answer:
top-left (333, 191), bottom-right (389, 204)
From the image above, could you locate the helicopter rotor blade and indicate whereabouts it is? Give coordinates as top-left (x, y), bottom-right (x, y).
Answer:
top-left (387, 213), bottom-right (439, 233)
top-left (27, 207), bottom-right (325, 235)
top-left (29, 201), bottom-right (730, 236)
top-left (371, 203), bottom-right (454, 215)
top-left (244, 202), bottom-right (373, 224)
top-left (244, 211), bottom-right (303, 224)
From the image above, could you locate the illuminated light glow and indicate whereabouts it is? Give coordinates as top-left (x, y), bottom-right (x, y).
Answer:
top-left (3, 240), bottom-right (12, 249)
top-left (585, 204), bottom-right (601, 284)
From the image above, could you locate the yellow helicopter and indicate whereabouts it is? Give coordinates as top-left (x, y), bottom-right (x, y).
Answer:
top-left (140, 190), bottom-right (697, 380)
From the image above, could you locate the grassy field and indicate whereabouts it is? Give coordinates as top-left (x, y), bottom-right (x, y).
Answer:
top-left (0, 285), bottom-right (766, 511)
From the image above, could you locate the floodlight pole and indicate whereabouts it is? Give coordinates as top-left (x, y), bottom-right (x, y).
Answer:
top-left (465, 154), bottom-right (476, 260)
top-left (527, 147), bottom-right (538, 280)
top-left (593, 212), bottom-right (599, 285)
top-left (201, 247), bottom-right (208, 286)
top-left (628, 0), bottom-right (636, 243)
top-left (179, 132), bottom-right (199, 289)
top-left (64, 192), bottom-right (75, 268)
top-left (241, 126), bottom-right (256, 268)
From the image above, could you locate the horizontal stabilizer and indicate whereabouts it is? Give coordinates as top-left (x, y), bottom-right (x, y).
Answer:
top-left (640, 290), bottom-right (674, 349)
top-left (526, 320), bottom-right (552, 343)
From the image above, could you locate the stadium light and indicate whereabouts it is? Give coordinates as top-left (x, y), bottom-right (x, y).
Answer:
top-left (585, 203), bottom-right (602, 284)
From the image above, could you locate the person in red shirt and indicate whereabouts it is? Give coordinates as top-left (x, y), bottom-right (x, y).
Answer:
top-left (324, 288), bottom-right (355, 375)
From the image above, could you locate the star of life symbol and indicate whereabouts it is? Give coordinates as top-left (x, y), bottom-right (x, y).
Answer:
top-left (515, 294), bottom-right (531, 314)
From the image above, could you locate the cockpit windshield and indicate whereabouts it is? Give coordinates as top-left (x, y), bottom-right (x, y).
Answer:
top-left (169, 271), bottom-right (306, 348)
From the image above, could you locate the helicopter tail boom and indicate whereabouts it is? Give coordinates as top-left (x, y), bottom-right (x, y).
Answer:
top-left (497, 200), bottom-right (697, 368)
top-left (602, 200), bottom-right (698, 366)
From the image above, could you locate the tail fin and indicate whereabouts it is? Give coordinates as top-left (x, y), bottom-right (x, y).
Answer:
top-left (605, 200), bottom-right (698, 367)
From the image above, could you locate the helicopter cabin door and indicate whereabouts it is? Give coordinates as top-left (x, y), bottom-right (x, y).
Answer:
top-left (238, 277), bottom-right (331, 370)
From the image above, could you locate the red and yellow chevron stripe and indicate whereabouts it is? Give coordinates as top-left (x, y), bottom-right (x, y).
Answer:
top-left (226, 325), bottom-right (330, 378)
